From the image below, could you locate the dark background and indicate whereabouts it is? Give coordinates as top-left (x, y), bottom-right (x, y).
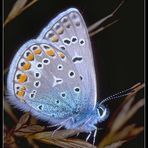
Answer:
top-left (4, 0), bottom-right (144, 148)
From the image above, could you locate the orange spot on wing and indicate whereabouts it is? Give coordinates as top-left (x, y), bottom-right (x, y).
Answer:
top-left (21, 62), bottom-right (31, 70)
top-left (26, 53), bottom-right (34, 61)
top-left (58, 52), bottom-right (65, 59)
top-left (46, 49), bottom-right (55, 57)
top-left (33, 48), bottom-right (42, 55)
top-left (16, 89), bottom-right (25, 97)
top-left (50, 35), bottom-right (59, 42)
top-left (57, 27), bottom-right (64, 34)
top-left (20, 86), bottom-right (26, 91)
top-left (17, 74), bottom-right (27, 83)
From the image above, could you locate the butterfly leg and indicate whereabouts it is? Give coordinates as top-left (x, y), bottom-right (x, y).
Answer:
top-left (86, 131), bottom-right (92, 142)
top-left (47, 123), bottom-right (61, 128)
top-left (93, 128), bottom-right (97, 145)
top-left (86, 125), bottom-right (98, 145)
top-left (51, 124), bottom-right (63, 137)
top-left (51, 117), bottom-right (73, 136)
top-left (76, 132), bottom-right (80, 137)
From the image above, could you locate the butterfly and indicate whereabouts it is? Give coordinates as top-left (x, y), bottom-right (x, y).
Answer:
top-left (7, 5), bottom-right (135, 144)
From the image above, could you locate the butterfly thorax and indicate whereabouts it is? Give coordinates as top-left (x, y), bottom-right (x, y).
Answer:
top-left (64, 107), bottom-right (99, 132)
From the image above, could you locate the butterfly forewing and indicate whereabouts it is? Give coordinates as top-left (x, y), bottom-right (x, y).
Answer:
top-left (38, 8), bottom-right (97, 109)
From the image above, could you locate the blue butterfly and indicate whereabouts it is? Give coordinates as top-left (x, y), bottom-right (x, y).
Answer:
top-left (7, 5), bottom-right (134, 144)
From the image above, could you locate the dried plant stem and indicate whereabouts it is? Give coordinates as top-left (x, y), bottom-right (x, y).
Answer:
top-left (99, 125), bottom-right (143, 148)
top-left (88, 1), bottom-right (124, 34)
top-left (104, 140), bottom-right (126, 148)
top-left (4, 83), bottom-right (144, 148)
top-left (98, 83), bottom-right (144, 148)
top-left (89, 19), bottom-right (119, 37)
top-left (20, 0), bottom-right (38, 13)
top-left (27, 138), bottom-right (39, 148)
top-left (4, 0), bottom-right (38, 27)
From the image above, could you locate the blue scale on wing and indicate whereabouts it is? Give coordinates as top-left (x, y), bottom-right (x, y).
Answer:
top-left (25, 42), bottom-right (86, 122)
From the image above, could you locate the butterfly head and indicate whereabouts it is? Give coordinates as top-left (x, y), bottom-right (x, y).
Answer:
top-left (96, 84), bottom-right (137, 122)
top-left (97, 104), bottom-right (110, 122)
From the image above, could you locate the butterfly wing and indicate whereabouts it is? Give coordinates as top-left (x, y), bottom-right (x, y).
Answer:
top-left (7, 39), bottom-right (87, 124)
top-left (38, 8), bottom-right (97, 109)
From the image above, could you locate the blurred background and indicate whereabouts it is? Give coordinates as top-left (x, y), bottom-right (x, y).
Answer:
top-left (4, 0), bottom-right (144, 148)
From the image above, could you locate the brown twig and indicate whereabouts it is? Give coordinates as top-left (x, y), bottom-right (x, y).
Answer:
top-left (4, 0), bottom-right (38, 27)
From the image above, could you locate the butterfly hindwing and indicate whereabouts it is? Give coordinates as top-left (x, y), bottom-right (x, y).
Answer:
top-left (7, 39), bottom-right (87, 124)
top-left (38, 8), bottom-right (97, 109)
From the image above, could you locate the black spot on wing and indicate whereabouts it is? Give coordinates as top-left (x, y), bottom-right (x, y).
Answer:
top-left (72, 57), bottom-right (83, 63)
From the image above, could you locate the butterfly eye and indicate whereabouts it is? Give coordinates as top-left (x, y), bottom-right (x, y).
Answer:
top-left (98, 107), bottom-right (103, 116)
top-left (97, 105), bottom-right (109, 121)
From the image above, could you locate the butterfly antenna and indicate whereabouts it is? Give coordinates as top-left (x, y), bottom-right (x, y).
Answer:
top-left (99, 83), bottom-right (141, 106)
